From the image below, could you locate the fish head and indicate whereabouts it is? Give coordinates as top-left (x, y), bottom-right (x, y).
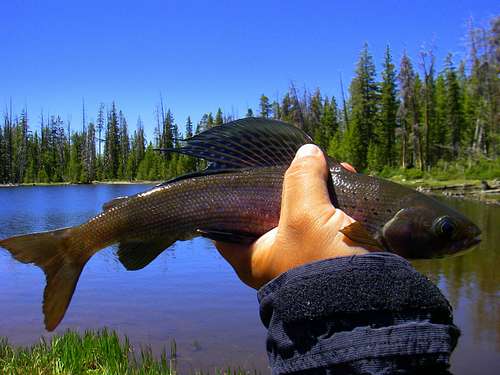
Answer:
top-left (381, 202), bottom-right (481, 259)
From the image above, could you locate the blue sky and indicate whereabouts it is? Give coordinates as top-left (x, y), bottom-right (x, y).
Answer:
top-left (1, 0), bottom-right (498, 139)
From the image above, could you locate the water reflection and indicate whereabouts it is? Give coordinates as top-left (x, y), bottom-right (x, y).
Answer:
top-left (0, 185), bottom-right (269, 373)
top-left (0, 186), bottom-right (498, 374)
top-left (412, 197), bottom-right (500, 373)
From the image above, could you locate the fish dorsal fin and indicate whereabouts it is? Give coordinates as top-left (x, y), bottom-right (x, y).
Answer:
top-left (161, 117), bottom-right (314, 168)
top-left (102, 196), bottom-right (129, 211)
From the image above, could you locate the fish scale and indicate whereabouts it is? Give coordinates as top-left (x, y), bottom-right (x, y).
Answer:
top-left (330, 166), bottom-right (414, 233)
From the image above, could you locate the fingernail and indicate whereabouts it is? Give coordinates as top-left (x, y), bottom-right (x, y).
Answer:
top-left (296, 144), bottom-right (321, 159)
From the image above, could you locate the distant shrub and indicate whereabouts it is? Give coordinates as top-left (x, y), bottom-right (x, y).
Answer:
top-left (377, 165), bottom-right (397, 178)
top-left (464, 158), bottom-right (500, 180)
top-left (373, 158), bottom-right (499, 181)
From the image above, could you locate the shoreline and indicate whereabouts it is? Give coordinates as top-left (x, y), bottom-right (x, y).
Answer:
top-left (0, 180), bottom-right (158, 187)
top-left (1, 178), bottom-right (499, 205)
top-left (391, 177), bottom-right (500, 205)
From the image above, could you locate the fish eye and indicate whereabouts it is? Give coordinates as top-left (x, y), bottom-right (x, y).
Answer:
top-left (434, 216), bottom-right (457, 239)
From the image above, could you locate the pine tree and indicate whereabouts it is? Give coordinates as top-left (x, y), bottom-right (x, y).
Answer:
top-left (314, 97), bottom-right (339, 150)
top-left (137, 143), bottom-right (160, 180)
top-left (466, 18), bottom-right (500, 157)
top-left (126, 118), bottom-right (146, 179)
top-left (433, 74), bottom-right (448, 161)
top-left (271, 100), bottom-right (280, 119)
top-left (161, 109), bottom-right (174, 150)
top-left (397, 52), bottom-right (422, 168)
top-left (172, 121), bottom-right (180, 148)
top-left (215, 108), bottom-right (224, 126)
top-left (443, 54), bottom-right (465, 158)
top-left (376, 46), bottom-right (398, 168)
top-left (3, 109), bottom-right (14, 182)
top-left (13, 109), bottom-right (29, 183)
top-left (413, 75), bottom-right (424, 169)
top-left (84, 122), bottom-right (96, 182)
top-left (207, 113), bottom-right (214, 128)
top-left (196, 114), bottom-right (208, 134)
top-left (49, 115), bottom-right (67, 181)
top-left (124, 119), bottom-right (139, 180)
top-left (25, 130), bottom-right (40, 182)
top-left (185, 116), bottom-right (193, 138)
top-left (179, 117), bottom-right (197, 173)
top-left (308, 89), bottom-right (322, 137)
top-left (281, 93), bottom-right (291, 122)
top-left (287, 84), bottom-right (306, 130)
top-left (96, 103), bottom-right (105, 179)
top-left (68, 131), bottom-right (84, 182)
top-left (39, 117), bottom-right (51, 182)
top-left (346, 43), bottom-right (379, 170)
top-left (246, 108), bottom-right (253, 117)
top-left (118, 111), bottom-right (129, 179)
top-left (259, 95), bottom-right (271, 118)
top-left (104, 103), bottom-right (120, 179)
top-left (419, 47), bottom-right (437, 167)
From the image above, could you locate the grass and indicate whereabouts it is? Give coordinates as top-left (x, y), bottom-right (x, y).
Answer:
top-left (376, 157), bottom-right (500, 183)
top-left (0, 330), bottom-right (258, 375)
top-left (370, 159), bottom-right (500, 205)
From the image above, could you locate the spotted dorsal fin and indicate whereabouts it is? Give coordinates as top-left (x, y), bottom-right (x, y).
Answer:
top-left (158, 117), bottom-right (314, 168)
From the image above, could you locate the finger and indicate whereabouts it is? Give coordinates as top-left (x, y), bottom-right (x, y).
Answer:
top-left (340, 162), bottom-right (357, 173)
top-left (282, 144), bottom-right (333, 218)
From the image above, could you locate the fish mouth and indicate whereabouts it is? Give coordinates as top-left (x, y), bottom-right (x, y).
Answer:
top-left (461, 224), bottom-right (482, 250)
top-left (449, 234), bottom-right (481, 257)
top-left (466, 235), bottom-right (481, 248)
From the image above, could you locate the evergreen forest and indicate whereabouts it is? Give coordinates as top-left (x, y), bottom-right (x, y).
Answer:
top-left (1, 17), bottom-right (499, 184)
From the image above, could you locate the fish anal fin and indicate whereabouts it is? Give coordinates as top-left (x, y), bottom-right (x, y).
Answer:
top-left (197, 228), bottom-right (257, 245)
top-left (117, 238), bottom-right (174, 271)
top-left (103, 196), bottom-right (129, 211)
top-left (339, 222), bottom-right (383, 251)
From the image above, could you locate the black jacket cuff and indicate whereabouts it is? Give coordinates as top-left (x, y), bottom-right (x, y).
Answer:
top-left (258, 253), bottom-right (459, 374)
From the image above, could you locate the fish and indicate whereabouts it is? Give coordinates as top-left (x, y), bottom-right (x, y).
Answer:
top-left (0, 117), bottom-right (481, 331)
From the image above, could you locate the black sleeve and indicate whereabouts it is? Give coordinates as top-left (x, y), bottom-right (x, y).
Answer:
top-left (257, 253), bottom-right (459, 375)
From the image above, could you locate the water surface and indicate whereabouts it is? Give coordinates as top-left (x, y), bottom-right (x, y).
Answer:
top-left (0, 185), bottom-right (498, 374)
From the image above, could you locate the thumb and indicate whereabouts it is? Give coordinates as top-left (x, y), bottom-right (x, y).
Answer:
top-left (281, 144), bottom-right (334, 224)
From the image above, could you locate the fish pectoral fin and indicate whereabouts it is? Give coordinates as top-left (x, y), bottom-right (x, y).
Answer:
top-left (117, 238), bottom-right (174, 271)
top-left (103, 196), bottom-right (129, 211)
top-left (197, 228), bottom-right (258, 245)
top-left (339, 222), bottom-right (383, 251)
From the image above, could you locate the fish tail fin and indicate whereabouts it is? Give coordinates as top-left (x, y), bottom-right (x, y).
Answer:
top-left (0, 227), bottom-right (89, 331)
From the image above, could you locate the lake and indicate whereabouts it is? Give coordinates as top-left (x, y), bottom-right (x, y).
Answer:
top-left (0, 184), bottom-right (498, 374)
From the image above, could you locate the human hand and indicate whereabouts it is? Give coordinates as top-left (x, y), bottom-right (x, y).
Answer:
top-left (215, 144), bottom-right (369, 289)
